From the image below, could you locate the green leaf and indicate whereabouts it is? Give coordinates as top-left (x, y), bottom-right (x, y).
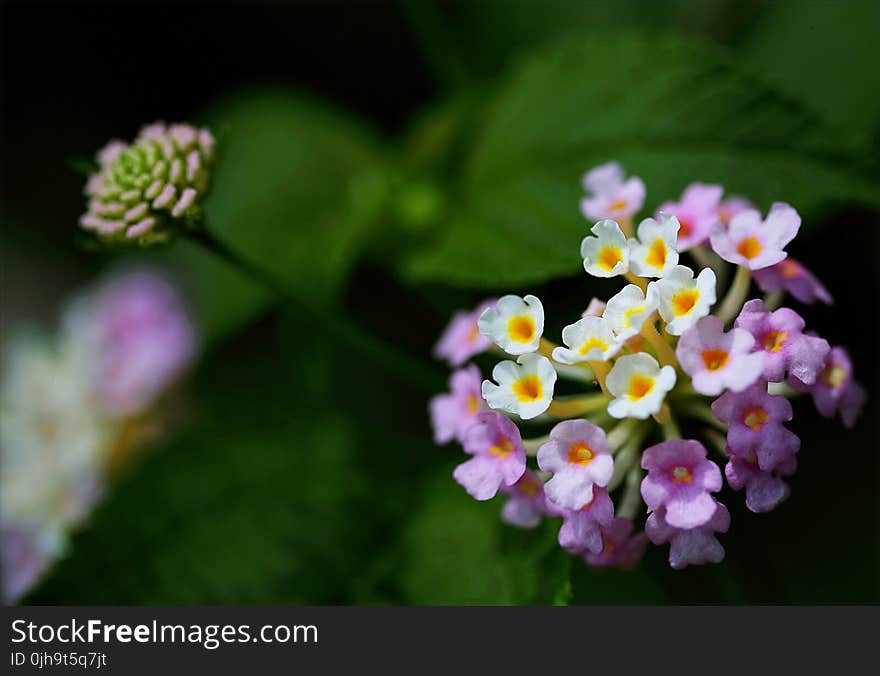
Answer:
top-left (403, 34), bottom-right (880, 288)
top-left (400, 469), bottom-right (571, 605)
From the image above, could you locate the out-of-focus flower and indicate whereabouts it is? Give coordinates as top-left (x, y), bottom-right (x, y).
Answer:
top-left (652, 265), bottom-right (717, 335)
top-left (429, 365), bottom-right (485, 444)
top-left (80, 122), bottom-right (214, 245)
top-left (656, 183), bottom-right (723, 251)
top-left (453, 412), bottom-right (526, 500)
top-left (580, 162), bottom-right (645, 222)
top-left (583, 518), bottom-right (648, 570)
top-left (581, 219), bottom-right (631, 277)
top-left (606, 353), bottom-right (676, 419)
top-left (552, 488), bottom-right (615, 555)
top-left (709, 203), bottom-right (800, 270)
top-left (537, 420), bottom-right (614, 510)
top-left (753, 258), bottom-right (833, 305)
top-left (478, 295), bottom-right (544, 356)
top-left (481, 353), bottom-right (557, 420)
top-left (676, 316), bottom-right (765, 396)
top-left (433, 299), bottom-right (495, 367)
top-left (645, 501), bottom-right (730, 569)
top-left (734, 299), bottom-right (829, 385)
top-left (725, 452), bottom-right (796, 513)
top-left (718, 196), bottom-right (754, 228)
top-left (628, 213), bottom-right (680, 277)
top-left (789, 346), bottom-right (866, 428)
top-left (500, 470), bottom-right (547, 529)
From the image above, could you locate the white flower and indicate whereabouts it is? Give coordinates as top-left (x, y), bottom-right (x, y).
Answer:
top-left (482, 353), bottom-right (557, 420)
top-left (551, 316), bottom-right (620, 364)
top-left (652, 265), bottom-right (717, 336)
top-left (580, 220), bottom-right (630, 277)
top-left (628, 212), bottom-right (680, 278)
top-left (603, 284), bottom-right (658, 340)
top-left (606, 353), bottom-right (677, 419)
top-left (477, 294), bottom-right (544, 355)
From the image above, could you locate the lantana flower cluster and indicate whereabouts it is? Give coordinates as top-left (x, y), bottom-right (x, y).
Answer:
top-left (431, 162), bottom-right (865, 571)
top-left (0, 270), bottom-right (197, 602)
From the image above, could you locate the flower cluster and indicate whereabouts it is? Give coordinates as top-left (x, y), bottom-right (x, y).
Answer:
top-left (430, 162), bottom-right (865, 571)
top-left (0, 270), bottom-right (197, 602)
top-left (80, 122), bottom-right (215, 245)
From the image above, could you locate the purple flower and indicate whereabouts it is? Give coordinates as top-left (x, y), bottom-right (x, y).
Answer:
top-left (753, 258), bottom-right (833, 305)
top-left (734, 299), bottom-right (829, 385)
top-left (640, 439), bottom-right (722, 529)
top-left (580, 162), bottom-right (645, 221)
top-left (429, 365), bottom-right (485, 444)
top-left (583, 518), bottom-right (649, 570)
top-left (0, 526), bottom-right (54, 605)
top-left (676, 316), bottom-right (765, 395)
top-left (725, 453), bottom-right (796, 513)
top-left (789, 346), bottom-right (866, 428)
top-left (433, 299), bottom-right (495, 367)
top-left (537, 420), bottom-right (614, 510)
top-left (645, 502), bottom-right (730, 569)
top-left (656, 182), bottom-right (723, 251)
top-left (718, 196), bottom-right (753, 227)
top-left (709, 202), bottom-right (800, 270)
top-left (500, 470), bottom-right (547, 529)
top-left (453, 412), bottom-right (526, 501)
top-left (66, 271), bottom-right (196, 417)
top-left (550, 487), bottom-right (615, 555)
top-left (711, 384), bottom-right (800, 471)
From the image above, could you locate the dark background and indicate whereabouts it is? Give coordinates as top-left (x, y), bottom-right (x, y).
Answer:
top-left (2, 1), bottom-right (878, 604)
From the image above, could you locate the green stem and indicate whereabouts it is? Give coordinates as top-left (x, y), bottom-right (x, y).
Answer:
top-left (185, 228), bottom-right (443, 394)
top-left (716, 265), bottom-right (752, 325)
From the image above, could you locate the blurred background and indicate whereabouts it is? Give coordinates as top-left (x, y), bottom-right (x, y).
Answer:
top-left (1, 0), bottom-right (878, 604)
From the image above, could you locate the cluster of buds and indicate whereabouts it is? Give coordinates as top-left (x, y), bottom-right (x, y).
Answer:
top-left (0, 270), bottom-right (197, 602)
top-left (431, 162), bottom-right (865, 571)
top-left (80, 122), bottom-right (215, 245)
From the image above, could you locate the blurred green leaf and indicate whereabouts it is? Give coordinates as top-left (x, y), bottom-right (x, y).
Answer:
top-left (403, 34), bottom-right (880, 288)
top-left (400, 469), bottom-right (571, 604)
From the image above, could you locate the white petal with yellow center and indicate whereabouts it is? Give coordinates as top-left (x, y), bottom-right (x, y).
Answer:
top-left (628, 212), bottom-right (680, 278)
top-left (552, 316), bottom-right (621, 364)
top-left (482, 353), bottom-right (557, 420)
top-left (606, 352), bottom-right (677, 419)
top-left (603, 284), bottom-right (658, 340)
top-left (581, 219), bottom-right (630, 278)
top-left (477, 294), bottom-right (544, 355)
top-left (654, 265), bottom-right (717, 336)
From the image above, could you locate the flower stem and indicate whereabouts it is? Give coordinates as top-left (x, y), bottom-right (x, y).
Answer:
top-left (763, 291), bottom-right (784, 311)
top-left (716, 265), bottom-right (752, 325)
top-left (640, 317), bottom-right (677, 368)
top-left (522, 435), bottom-right (550, 456)
top-left (184, 228), bottom-right (442, 393)
top-left (547, 393), bottom-right (607, 419)
top-left (617, 466), bottom-right (644, 521)
top-left (623, 272), bottom-right (648, 292)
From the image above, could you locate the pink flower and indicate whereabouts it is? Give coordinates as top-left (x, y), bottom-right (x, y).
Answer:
top-left (734, 299), bottom-right (830, 385)
top-left (537, 420), bottom-right (614, 510)
top-left (640, 439), bottom-right (722, 529)
top-left (67, 271), bottom-right (196, 417)
top-left (656, 182), bottom-right (723, 250)
top-left (429, 365), bottom-right (485, 444)
top-left (725, 453), bottom-right (796, 513)
top-left (709, 202), bottom-right (800, 269)
top-left (549, 487), bottom-right (615, 555)
top-left (580, 162), bottom-right (645, 221)
top-left (645, 501), bottom-right (730, 569)
top-left (0, 526), bottom-right (54, 604)
top-left (789, 346), bottom-right (866, 428)
top-left (453, 412), bottom-right (526, 501)
top-left (500, 470), bottom-right (547, 529)
top-left (583, 518), bottom-right (648, 570)
top-left (711, 384), bottom-right (800, 471)
top-left (676, 316), bottom-right (765, 395)
top-left (718, 196), bottom-right (753, 228)
top-left (753, 258), bottom-right (833, 305)
top-left (433, 299), bottom-right (495, 367)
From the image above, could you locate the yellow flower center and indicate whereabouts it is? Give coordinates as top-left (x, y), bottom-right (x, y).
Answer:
top-left (624, 306), bottom-right (644, 327)
top-left (628, 374), bottom-right (655, 400)
top-left (645, 238), bottom-right (667, 268)
top-left (743, 407), bottom-right (769, 431)
top-left (822, 365), bottom-right (847, 389)
top-left (678, 218), bottom-right (693, 238)
top-left (598, 246), bottom-right (623, 271)
top-left (512, 375), bottom-right (543, 402)
top-left (672, 466), bottom-right (693, 484)
top-left (518, 475), bottom-right (541, 498)
top-left (489, 435), bottom-right (515, 458)
top-left (736, 236), bottom-right (763, 260)
top-left (672, 289), bottom-right (698, 316)
top-left (507, 315), bottom-right (536, 343)
top-left (567, 442), bottom-right (595, 466)
top-left (762, 330), bottom-right (788, 352)
top-left (579, 336), bottom-right (608, 356)
top-left (467, 322), bottom-right (481, 343)
top-left (701, 348), bottom-right (730, 371)
top-left (465, 394), bottom-right (480, 414)
top-left (609, 199), bottom-right (627, 213)
top-left (780, 259), bottom-right (802, 279)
